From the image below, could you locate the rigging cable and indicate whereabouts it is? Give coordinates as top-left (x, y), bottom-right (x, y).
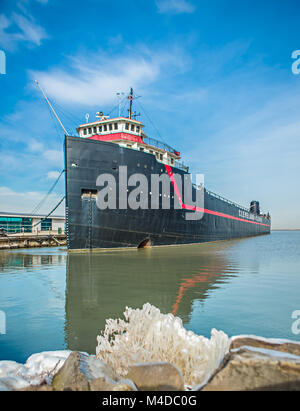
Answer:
top-left (33, 196), bottom-right (65, 228)
top-left (30, 169), bottom-right (65, 216)
top-left (135, 99), bottom-right (167, 144)
top-left (49, 101), bottom-right (83, 135)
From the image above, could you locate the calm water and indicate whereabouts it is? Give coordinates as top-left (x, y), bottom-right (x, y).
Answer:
top-left (0, 231), bottom-right (299, 363)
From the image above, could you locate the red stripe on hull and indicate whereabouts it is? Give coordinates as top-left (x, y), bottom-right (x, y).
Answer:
top-left (165, 165), bottom-right (270, 227)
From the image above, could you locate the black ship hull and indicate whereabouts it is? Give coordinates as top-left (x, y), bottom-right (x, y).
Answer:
top-left (64, 135), bottom-right (271, 250)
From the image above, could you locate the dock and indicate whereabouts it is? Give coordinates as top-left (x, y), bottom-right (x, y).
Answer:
top-left (0, 232), bottom-right (67, 250)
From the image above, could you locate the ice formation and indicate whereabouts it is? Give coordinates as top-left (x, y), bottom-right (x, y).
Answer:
top-left (96, 303), bottom-right (229, 387)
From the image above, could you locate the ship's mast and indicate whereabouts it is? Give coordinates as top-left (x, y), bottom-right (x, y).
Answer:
top-left (128, 88), bottom-right (134, 119)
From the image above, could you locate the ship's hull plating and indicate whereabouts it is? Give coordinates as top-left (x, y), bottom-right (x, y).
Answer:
top-left (64, 136), bottom-right (271, 250)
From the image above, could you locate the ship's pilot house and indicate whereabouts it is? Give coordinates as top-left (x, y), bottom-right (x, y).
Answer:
top-left (76, 90), bottom-right (188, 171)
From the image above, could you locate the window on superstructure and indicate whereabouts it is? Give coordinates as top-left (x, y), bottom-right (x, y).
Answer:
top-left (131, 124), bottom-right (135, 132)
top-left (125, 123), bottom-right (129, 130)
top-left (159, 154), bottom-right (163, 161)
top-left (140, 147), bottom-right (144, 152)
top-left (104, 124), bottom-right (107, 131)
top-left (171, 158), bottom-right (174, 165)
top-left (149, 150), bottom-right (153, 154)
top-left (109, 123), bottom-right (113, 131)
top-left (88, 127), bottom-right (92, 134)
top-left (83, 128), bottom-right (87, 135)
top-left (93, 126), bottom-right (97, 133)
top-left (114, 123), bottom-right (118, 130)
top-left (127, 144), bottom-right (132, 148)
top-left (98, 126), bottom-right (102, 132)
top-left (136, 126), bottom-right (140, 133)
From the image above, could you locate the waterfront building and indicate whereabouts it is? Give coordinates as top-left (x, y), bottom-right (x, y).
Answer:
top-left (0, 212), bottom-right (65, 235)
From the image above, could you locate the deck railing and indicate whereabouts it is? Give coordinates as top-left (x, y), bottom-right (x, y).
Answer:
top-left (205, 188), bottom-right (250, 212)
top-left (174, 161), bottom-right (189, 172)
top-left (191, 185), bottom-right (250, 213)
top-left (143, 136), bottom-right (176, 154)
top-left (200, 187), bottom-right (270, 218)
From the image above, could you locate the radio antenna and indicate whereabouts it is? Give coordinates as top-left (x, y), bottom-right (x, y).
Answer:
top-left (116, 92), bottom-right (125, 117)
top-left (35, 80), bottom-right (69, 135)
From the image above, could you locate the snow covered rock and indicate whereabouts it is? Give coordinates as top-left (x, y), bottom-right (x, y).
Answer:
top-left (201, 341), bottom-right (300, 391)
top-left (51, 351), bottom-right (117, 391)
top-left (0, 351), bottom-right (71, 391)
top-left (230, 335), bottom-right (300, 356)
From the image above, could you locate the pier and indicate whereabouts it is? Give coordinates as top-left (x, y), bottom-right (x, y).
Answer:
top-left (0, 232), bottom-right (66, 250)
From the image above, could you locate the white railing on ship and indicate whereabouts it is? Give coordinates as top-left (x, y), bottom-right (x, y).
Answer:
top-left (192, 185), bottom-right (250, 213)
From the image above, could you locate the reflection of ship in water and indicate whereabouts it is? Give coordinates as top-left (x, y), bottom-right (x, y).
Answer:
top-left (65, 242), bottom-right (239, 354)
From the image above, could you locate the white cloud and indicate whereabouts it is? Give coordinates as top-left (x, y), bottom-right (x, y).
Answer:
top-left (0, 186), bottom-right (64, 215)
top-left (31, 54), bottom-right (159, 106)
top-left (27, 138), bottom-right (44, 152)
top-left (30, 47), bottom-right (187, 106)
top-left (0, 12), bottom-right (47, 51)
top-left (47, 170), bottom-right (60, 180)
top-left (43, 150), bottom-right (63, 166)
top-left (13, 13), bottom-right (46, 46)
top-left (156, 0), bottom-right (195, 14)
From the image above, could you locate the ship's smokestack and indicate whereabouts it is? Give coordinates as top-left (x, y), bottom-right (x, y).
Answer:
top-left (250, 201), bottom-right (260, 215)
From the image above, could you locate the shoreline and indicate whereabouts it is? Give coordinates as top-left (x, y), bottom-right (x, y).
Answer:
top-left (0, 304), bottom-right (299, 391)
top-left (1, 333), bottom-right (299, 391)
top-left (0, 234), bottom-right (67, 250)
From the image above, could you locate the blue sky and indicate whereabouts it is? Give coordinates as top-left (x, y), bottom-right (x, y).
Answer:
top-left (0, 0), bottom-right (300, 228)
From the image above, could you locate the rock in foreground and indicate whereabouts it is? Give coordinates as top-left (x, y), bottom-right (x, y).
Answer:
top-left (0, 331), bottom-right (299, 391)
top-left (51, 351), bottom-right (132, 391)
top-left (126, 362), bottom-right (184, 391)
top-left (201, 336), bottom-right (300, 391)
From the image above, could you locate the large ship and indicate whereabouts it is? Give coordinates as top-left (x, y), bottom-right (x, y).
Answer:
top-left (64, 89), bottom-right (271, 250)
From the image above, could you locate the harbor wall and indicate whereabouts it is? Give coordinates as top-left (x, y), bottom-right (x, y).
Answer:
top-left (0, 233), bottom-right (66, 250)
